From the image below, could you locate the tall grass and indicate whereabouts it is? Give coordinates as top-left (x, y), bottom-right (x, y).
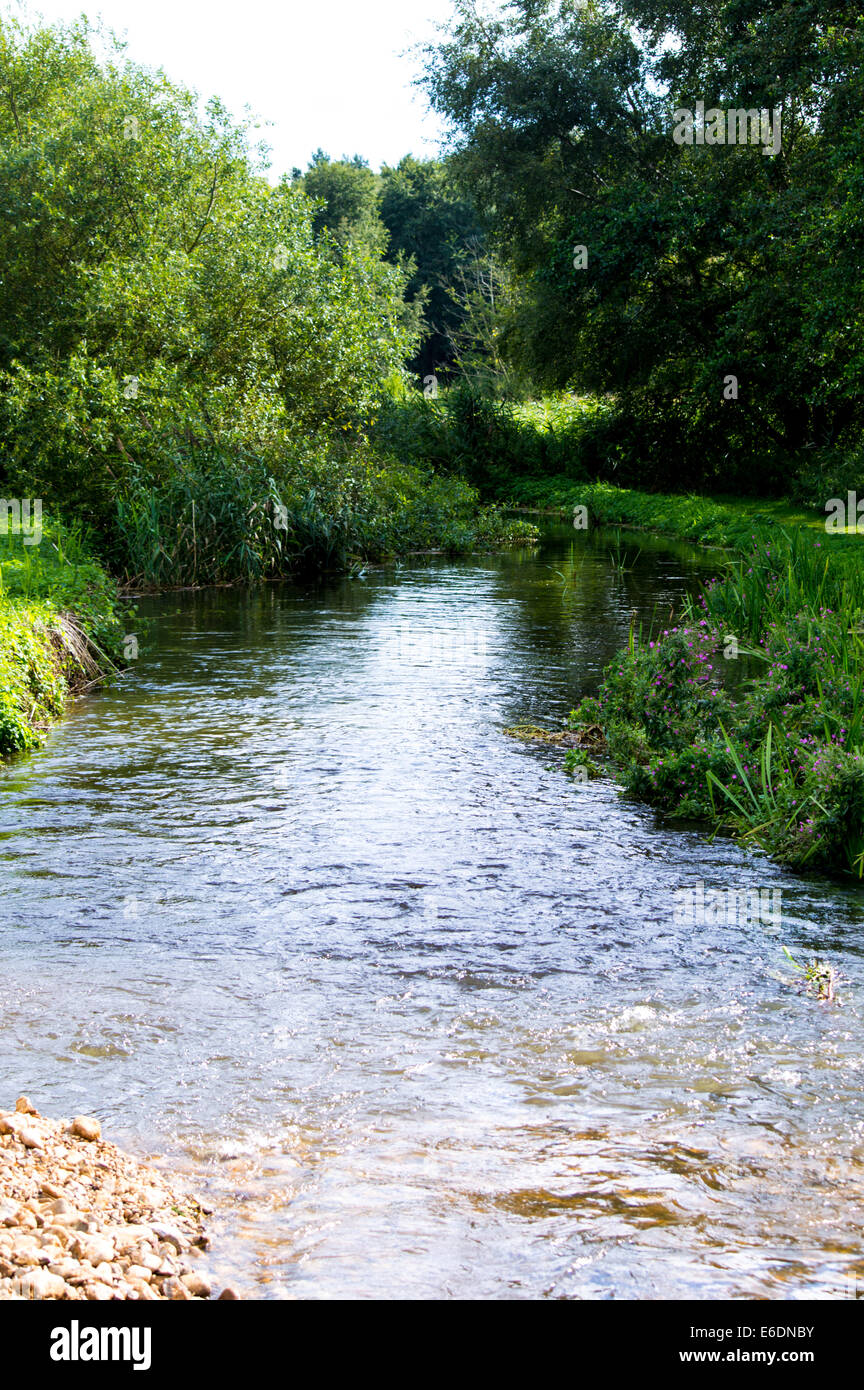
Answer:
top-left (586, 523), bottom-right (864, 876)
top-left (111, 448), bottom-right (538, 588)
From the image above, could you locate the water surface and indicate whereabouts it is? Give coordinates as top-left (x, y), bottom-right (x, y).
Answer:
top-left (2, 528), bottom-right (863, 1299)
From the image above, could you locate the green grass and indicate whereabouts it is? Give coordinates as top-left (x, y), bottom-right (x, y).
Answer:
top-left (0, 513), bottom-right (126, 759)
top-left (571, 513), bottom-right (864, 877)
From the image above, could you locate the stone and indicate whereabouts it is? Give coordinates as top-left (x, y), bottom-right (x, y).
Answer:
top-left (162, 1276), bottom-right (192, 1300)
top-left (71, 1235), bottom-right (115, 1267)
top-left (218, 1285), bottom-right (240, 1300)
top-left (12, 1248), bottom-right (43, 1267)
top-left (83, 1281), bottom-right (115, 1301)
top-left (15, 1269), bottom-right (68, 1299)
top-left (137, 1251), bottom-right (163, 1273)
top-left (69, 1116), bottom-right (101, 1143)
top-left (102, 1224), bottom-right (153, 1253)
top-left (128, 1278), bottom-right (158, 1301)
top-left (181, 1272), bottom-right (211, 1298)
top-left (125, 1264), bottom-right (152, 1283)
top-left (151, 1224), bottom-right (186, 1252)
top-left (0, 1200), bottom-right (18, 1226)
top-left (18, 1127), bottom-right (44, 1150)
top-left (15, 1097), bottom-right (38, 1116)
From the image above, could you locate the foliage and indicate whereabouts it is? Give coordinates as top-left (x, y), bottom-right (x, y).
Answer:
top-left (373, 385), bottom-right (607, 492)
top-left (588, 522), bottom-right (864, 876)
top-left (0, 11), bottom-right (423, 576)
top-left (0, 512), bottom-right (126, 758)
top-left (422, 0), bottom-right (864, 491)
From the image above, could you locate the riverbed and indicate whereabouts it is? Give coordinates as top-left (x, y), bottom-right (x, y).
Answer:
top-left (2, 527), bottom-right (863, 1299)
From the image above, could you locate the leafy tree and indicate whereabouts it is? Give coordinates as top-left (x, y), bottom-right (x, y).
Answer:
top-left (0, 12), bottom-right (419, 526)
top-left (378, 156), bottom-right (484, 381)
top-left (422, 0), bottom-right (864, 492)
top-left (300, 151), bottom-right (386, 253)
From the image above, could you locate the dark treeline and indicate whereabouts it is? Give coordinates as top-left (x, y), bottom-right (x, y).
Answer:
top-left (423, 0), bottom-right (864, 499)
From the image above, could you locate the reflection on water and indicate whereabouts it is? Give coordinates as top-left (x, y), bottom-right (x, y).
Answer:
top-left (1, 528), bottom-right (863, 1299)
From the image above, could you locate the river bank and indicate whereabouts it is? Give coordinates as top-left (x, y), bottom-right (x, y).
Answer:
top-left (0, 516), bottom-right (128, 762)
top-left (548, 484), bottom-right (864, 878)
top-left (0, 1097), bottom-right (229, 1301)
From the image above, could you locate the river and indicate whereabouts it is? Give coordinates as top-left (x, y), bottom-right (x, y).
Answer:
top-left (2, 526), bottom-right (863, 1299)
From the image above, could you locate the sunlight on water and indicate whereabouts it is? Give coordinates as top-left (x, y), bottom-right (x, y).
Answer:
top-left (1, 529), bottom-right (863, 1298)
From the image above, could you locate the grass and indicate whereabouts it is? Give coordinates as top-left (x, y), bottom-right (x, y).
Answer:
top-left (571, 518), bottom-right (864, 877)
top-left (0, 514), bottom-right (126, 759)
top-left (111, 450), bottom-right (539, 588)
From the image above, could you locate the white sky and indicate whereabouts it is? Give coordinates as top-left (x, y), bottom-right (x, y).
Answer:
top-left (11, 0), bottom-right (451, 176)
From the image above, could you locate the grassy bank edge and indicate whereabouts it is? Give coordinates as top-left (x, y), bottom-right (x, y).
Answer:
top-left (0, 518), bottom-right (127, 762)
top-left (533, 481), bottom-right (864, 878)
top-left (504, 478), bottom-right (840, 554)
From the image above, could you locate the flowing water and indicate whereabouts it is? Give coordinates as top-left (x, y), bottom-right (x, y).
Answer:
top-left (2, 527), bottom-right (863, 1300)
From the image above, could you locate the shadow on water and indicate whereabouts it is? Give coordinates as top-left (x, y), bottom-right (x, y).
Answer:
top-left (1, 525), bottom-right (863, 1298)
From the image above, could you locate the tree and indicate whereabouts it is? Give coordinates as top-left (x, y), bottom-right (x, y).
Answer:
top-left (422, 0), bottom-right (864, 492)
top-left (300, 151), bottom-right (386, 254)
top-left (0, 12), bottom-right (420, 522)
top-left (378, 156), bottom-right (485, 382)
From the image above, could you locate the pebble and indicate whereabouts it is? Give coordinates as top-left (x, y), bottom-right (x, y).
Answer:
top-left (0, 1100), bottom-right (221, 1301)
top-left (15, 1269), bottom-right (68, 1299)
top-left (182, 1272), bottom-right (211, 1298)
top-left (69, 1116), bottom-right (101, 1143)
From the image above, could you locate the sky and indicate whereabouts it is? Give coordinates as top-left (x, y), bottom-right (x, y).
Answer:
top-left (12, 0), bottom-right (451, 176)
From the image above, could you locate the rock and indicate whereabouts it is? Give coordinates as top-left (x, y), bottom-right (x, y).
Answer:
top-left (0, 1200), bottom-right (19, 1226)
top-left (69, 1116), bottom-right (101, 1143)
top-left (0, 1114), bottom-right (19, 1137)
top-left (12, 1248), bottom-right (43, 1267)
top-left (128, 1278), bottom-right (158, 1301)
top-left (83, 1281), bottom-right (115, 1301)
top-left (18, 1127), bottom-right (44, 1151)
top-left (49, 1199), bottom-right (74, 1217)
top-left (71, 1236), bottom-right (115, 1267)
top-left (218, 1285), bottom-right (240, 1300)
top-left (15, 1097), bottom-right (38, 1116)
top-left (125, 1264), bottom-right (152, 1283)
top-left (15, 1269), bottom-right (68, 1299)
top-left (160, 1276), bottom-right (192, 1301)
top-left (151, 1224), bottom-right (186, 1253)
top-left (102, 1225), bottom-right (154, 1254)
top-left (41, 1182), bottom-right (65, 1200)
top-left (181, 1272), bottom-right (211, 1298)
